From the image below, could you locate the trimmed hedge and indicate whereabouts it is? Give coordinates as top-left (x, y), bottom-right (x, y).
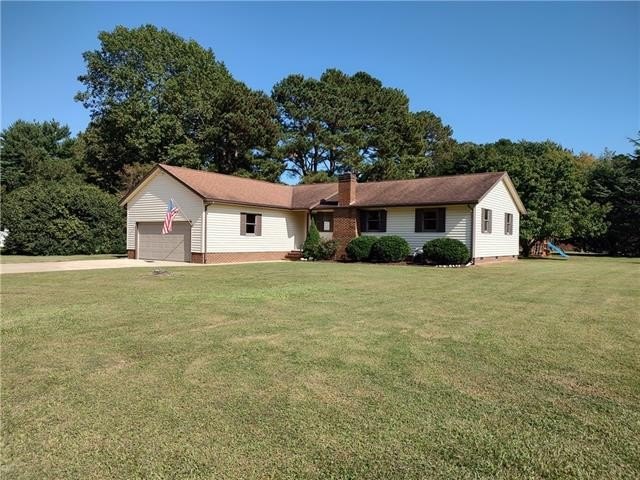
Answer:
top-left (369, 236), bottom-right (411, 263)
top-left (346, 236), bottom-right (379, 261)
top-left (423, 238), bottom-right (470, 265)
top-left (1, 181), bottom-right (125, 255)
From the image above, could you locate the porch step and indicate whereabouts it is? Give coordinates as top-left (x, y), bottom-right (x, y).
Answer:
top-left (285, 250), bottom-right (303, 261)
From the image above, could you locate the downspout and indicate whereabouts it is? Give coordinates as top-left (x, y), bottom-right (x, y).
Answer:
top-left (468, 204), bottom-right (476, 264)
top-left (304, 210), bottom-right (310, 249)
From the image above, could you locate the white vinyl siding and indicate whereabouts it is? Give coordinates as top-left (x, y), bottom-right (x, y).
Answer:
top-left (206, 204), bottom-right (305, 253)
top-left (474, 179), bottom-right (520, 258)
top-left (361, 205), bottom-right (472, 250)
top-left (126, 171), bottom-right (204, 253)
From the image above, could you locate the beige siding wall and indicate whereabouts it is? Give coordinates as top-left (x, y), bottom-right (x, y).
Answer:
top-left (473, 179), bottom-right (520, 258)
top-left (362, 205), bottom-right (472, 250)
top-left (206, 204), bottom-right (305, 253)
top-left (126, 171), bottom-right (204, 252)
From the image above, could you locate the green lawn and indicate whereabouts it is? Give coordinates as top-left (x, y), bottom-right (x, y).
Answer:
top-left (1, 257), bottom-right (639, 479)
top-left (0, 253), bottom-right (125, 264)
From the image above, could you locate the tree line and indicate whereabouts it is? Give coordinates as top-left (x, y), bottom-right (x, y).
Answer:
top-left (1, 25), bottom-right (638, 256)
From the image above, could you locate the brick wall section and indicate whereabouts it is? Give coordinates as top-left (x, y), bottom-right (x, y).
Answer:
top-left (333, 208), bottom-right (359, 260)
top-left (338, 173), bottom-right (356, 206)
top-left (191, 251), bottom-right (290, 264)
top-left (191, 252), bottom-right (205, 264)
top-left (333, 173), bottom-right (360, 260)
top-left (127, 249), bottom-right (136, 259)
top-left (473, 255), bottom-right (518, 265)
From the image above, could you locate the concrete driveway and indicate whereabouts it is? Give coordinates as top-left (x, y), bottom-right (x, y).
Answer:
top-left (0, 258), bottom-right (287, 275)
top-left (0, 258), bottom-right (199, 275)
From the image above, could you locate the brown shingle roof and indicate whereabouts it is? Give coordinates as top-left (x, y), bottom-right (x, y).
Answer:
top-left (351, 172), bottom-right (506, 207)
top-left (159, 164), bottom-right (294, 209)
top-left (124, 164), bottom-right (516, 211)
top-left (291, 183), bottom-right (338, 209)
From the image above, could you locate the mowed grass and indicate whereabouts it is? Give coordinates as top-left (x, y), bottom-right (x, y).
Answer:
top-left (0, 253), bottom-right (124, 264)
top-left (1, 257), bottom-right (639, 479)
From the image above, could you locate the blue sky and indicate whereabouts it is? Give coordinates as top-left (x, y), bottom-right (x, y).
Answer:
top-left (2, 1), bottom-right (638, 155)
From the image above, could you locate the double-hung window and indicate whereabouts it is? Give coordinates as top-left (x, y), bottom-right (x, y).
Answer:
top-left (415, 208), bottom-right (446, 232)
top-left (360, 210), bottom-right (387, 233)
top-left (481, 208), bottom-right (492, 233)
top-left (504, 213), bottom-right (513, 235)
top-left (241, 213), bottom-right (262, 236)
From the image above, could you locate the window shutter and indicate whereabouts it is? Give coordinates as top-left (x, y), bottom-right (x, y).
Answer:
top-left (488, 209), bottom-right (492, 233)
top-left (380, 210), bottom-right (387, 232)
top-left (359, 210), bottom-right (368, 232)
top-left (437, 208), bottom-right (446, 232)
top-left (415, 209), bottom-right (424, 232)
top-left (255, 214), bottom-right (262, 236)
top-left (240, 212), bottom-right (247, 235)
top-left (504, 213), bottom-right (509, 235)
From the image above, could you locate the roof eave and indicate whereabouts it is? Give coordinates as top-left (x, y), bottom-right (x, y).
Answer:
top-left (314, 200), bottom-right (480, 210)
top-left (204, 198), bottom-right (303, 211)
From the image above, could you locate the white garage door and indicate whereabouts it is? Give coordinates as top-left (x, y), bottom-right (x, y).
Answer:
top-left (137, 222), bottom-right (191, 262)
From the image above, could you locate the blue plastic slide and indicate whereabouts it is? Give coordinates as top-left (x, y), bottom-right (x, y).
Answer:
top-left (547, 242), bottom-right (569, 258)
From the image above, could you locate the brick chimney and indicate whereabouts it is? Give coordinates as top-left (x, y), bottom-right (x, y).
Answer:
top-left (334, 173), bottom-right (359, 260)
top-left (338, 173), bottom-right (356, 206)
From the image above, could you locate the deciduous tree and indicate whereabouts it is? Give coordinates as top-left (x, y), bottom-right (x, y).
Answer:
top-left (586, 136), bottom-right (640, 255)
top-left (449, 139), bottom-right (608, 255)
top-left (76, 25), bottom-right (282, 192)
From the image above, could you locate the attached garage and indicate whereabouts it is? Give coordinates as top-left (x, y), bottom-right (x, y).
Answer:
top-left (137, 222), bottom-right (191, 262)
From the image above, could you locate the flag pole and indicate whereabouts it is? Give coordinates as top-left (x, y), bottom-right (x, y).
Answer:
top-left (170, 197), bottom-right (193, 226)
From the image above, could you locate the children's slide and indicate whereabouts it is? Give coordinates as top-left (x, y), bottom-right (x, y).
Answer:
top-left (547, 242), bottom-right (569, 258)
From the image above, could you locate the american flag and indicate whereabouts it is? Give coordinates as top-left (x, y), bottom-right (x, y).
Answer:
top-left (161, 198), bottom-right (180, 234)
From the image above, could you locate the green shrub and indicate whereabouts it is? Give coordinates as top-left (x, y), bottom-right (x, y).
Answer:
top-left (346, 236), bottom-right (378, 261)
top-left (1, 181), bottom-right (125, 255)
top-left (302, 221), bottom-right (321, 259)
top-left (369, 236), bottom-right (411, 263)
top-left (423, 238), bottom-right (470, 265)
top-left (316, 239), bottom-right (338, 260)
top-left (302, 222), bottom-right (337, 260)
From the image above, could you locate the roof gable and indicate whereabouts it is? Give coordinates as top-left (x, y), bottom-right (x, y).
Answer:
top-left (476, 174), bottom-right (527, 214)
top-left (119, 168), bottom-right (205, 208)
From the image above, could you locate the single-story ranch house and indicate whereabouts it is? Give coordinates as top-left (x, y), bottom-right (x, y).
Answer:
top-left (121, 164), bottom-right (526, 264)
